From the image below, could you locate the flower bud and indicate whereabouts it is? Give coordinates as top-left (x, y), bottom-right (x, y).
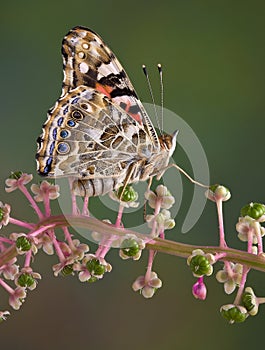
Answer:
top-left (205, 184), bottom-right (231, 202)
top-left (192, 279), bottom-right (207, 300)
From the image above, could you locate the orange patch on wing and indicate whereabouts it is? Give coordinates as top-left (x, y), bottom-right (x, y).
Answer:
top-left (95, 83), bottom-right (113, 98)
top-left (123, 100), bottom-right (142, 124)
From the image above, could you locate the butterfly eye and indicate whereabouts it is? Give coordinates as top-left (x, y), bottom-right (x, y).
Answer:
top-left (57, 142), bottom-right (70, 154)
top-left (72, 110), bottom-right (83, 120)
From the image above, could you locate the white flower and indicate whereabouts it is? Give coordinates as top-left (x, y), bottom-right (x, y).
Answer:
top-left (5, 173), bottom-right (33, 192)
top-left (31, 181), bottom-right (60, 202)
top-left (0, 202), bottom-right (11, 229)
top-left (145, 185), bottom-right (175, 209)
top-left (146, 209), bottom-right (175, 230)
top-left (216, 263), bottom-right (243, 294)
top-left (9, 287), bottom-right (27, 310)
top-left (132, 271), bottom-right (162, 298)
top-left (236, 216), bottom-right (265, 244)
top-left (0, 311), bottom-right (10, 322)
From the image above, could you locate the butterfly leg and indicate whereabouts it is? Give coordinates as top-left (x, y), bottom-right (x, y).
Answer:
top-left (117, 162), bottom-right (139, 200)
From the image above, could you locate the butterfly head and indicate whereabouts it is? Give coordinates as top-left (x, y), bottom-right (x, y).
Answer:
top-left (159, 130), bottom-right (178, 158)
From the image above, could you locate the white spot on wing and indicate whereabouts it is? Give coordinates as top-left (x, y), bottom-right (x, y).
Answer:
top-left (79, 62), bottom-right (89, 73)
top-left (98, 61), bottom-right (119, 79)
top-left (78, 52), bottom-right (85, 58)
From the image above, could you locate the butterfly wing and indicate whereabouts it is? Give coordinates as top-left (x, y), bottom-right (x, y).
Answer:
top-left (61, 26), bottom-right (160, 149)
top-left (37, 86), bottom-right (156, 181)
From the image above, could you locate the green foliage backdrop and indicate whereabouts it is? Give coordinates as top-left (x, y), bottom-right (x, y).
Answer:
top-left (0, 1), bottom-right (264, 349)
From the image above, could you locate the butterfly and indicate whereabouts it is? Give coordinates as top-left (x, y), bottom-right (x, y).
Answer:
top-left (36, 26), bottom-right (178, 197)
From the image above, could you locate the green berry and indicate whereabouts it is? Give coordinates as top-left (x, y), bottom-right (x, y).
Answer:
top-left (242, 291), bottom-right (255, 312)
top-left (121, 238), bottom-right (140, 257)
top-left (61, 265), bottom-right (74, 276)
top-left (17, 273), bottom-right (34, 287)
top-left (117, 185), bottom-right (137, 202)
top-left (241, 203), bottom-right (265, 220)
top-left (189, 255), bottom-right (211, 276)
top-left (209, 184), bottom-right (219, 193)
top-left (221, 305), bottom-right (247, 323)
top-left (9, 171), bottom-right (23, 180)
top-left (0, 209), bottom-right (4, 221)
top-left (16, 236), bottom-right (31, 251)
top-left (88, 276), bottom-right (98, 283)
top-left (86, 259), bottom-right (105, 276)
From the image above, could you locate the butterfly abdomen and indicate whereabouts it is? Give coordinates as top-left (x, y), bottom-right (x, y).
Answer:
top-left (72, 177), bottom-right (119, 197)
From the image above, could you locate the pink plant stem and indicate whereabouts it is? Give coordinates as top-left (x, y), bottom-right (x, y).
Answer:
top-left (0, 278), bottom-right (14, 294)
top-left (43, 193), bottom-right (51, 217)
top-left (62, 227), bottom-right (75, 248)
top-left (68, 178), bottom-right (80, 215)
top-left (0, 237), bottom-right (13, 244)
top-left (159, 227), bottom-right (165, 240)
top-left (224, 260), bottom-right (234, 276)
top-left (29, 224), bottom-right (56, 237)
top-left (115, 205), bottom-right (124, 227)
top-left (145, 249), bottom-right (155, 282)
top-left (257, 297), bottom-right (265, 304)
top-left (253, 222), bottom-right (263, 254)
top-left (19, 185), bottom-right (44, 219)
top-left (51, 235), bottom-right (66, 262)
top-left (233, 230), bottom-right (253, 305)
top-left (234, 265), bottom-right (249, 305)
top-left (198, 276), bottom-right (204, 284)
top-left (150, 199), bottom-right (162, 237)
top-left (247, 230), bottom-right (253, 253)
top-left (9, 217), bottom-right (34, 229)
top-left (144, 197), bottom-right (162, 280)
top-left (24, 251), bottom-right (32, 268)
top-left (214, 252), bottom-right (227, 262)
top-left (82, 196), bottom-right (89, 216)
top-left (97, 205), bottom-right (125, 258)
top-left (216, 198), bottom-right (226, 248)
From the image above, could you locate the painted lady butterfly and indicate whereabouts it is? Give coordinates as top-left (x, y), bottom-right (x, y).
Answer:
top-left (36, 26), bottom-right (178, 197)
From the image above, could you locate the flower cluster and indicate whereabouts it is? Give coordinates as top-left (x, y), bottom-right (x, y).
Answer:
top-left (1, 174), bottom-right (265, 325)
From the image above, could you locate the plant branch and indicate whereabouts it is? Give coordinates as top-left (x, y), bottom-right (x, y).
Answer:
top-left (1, 214), bottom-right (265, 272)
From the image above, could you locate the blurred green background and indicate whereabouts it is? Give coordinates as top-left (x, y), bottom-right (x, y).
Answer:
top-left (0, 0), bottom-right (265, 349)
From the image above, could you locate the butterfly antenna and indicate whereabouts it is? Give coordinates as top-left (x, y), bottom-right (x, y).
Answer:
top-left (157, 63), bottom-right (164, 133)
top-left (142, 64), bottom-right (162, 135)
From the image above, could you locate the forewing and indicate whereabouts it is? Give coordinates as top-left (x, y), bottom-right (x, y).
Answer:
top-left (61, 26), bottom-right (159, 149)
